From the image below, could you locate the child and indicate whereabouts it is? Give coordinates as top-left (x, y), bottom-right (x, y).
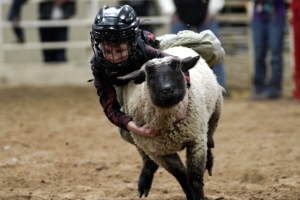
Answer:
top-left (90, 5), bottom-right (175, 140)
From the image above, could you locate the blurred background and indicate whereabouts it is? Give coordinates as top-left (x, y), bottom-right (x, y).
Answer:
top-left (1, 2), bottom-right (300, 199)
top-left (0, 0), bottom-right (294, 98)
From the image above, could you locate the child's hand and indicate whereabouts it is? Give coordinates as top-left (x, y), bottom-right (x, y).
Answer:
top-left (127, 121), bottom-right (159, 138)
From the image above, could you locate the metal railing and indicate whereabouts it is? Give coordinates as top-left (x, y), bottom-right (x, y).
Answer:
top-left (0, 0), bottom-right (169, 64)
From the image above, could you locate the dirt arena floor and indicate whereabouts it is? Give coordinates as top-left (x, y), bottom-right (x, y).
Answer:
top-left (1, 85), bottom-right (300, 200)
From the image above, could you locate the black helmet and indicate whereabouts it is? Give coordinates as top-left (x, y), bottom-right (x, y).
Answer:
top-left (90, 5), bottom-right (140, 73)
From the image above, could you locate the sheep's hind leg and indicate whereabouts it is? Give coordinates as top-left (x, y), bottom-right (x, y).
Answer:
top-left (136, 147), bottom-right (159, 198)
top-left (206, 103), bottom-right (222, 176)
top-left (206, 144), bottom-right (214, 176)
top-left (152, 153), bottom-right (194, 200)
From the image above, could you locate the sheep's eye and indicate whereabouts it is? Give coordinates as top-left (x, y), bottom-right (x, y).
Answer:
top-left (176, 66), bottom-right (180, 72)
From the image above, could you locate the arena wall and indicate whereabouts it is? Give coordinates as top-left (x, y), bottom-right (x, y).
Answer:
top-left (0, 0), bottom-right (294, 96)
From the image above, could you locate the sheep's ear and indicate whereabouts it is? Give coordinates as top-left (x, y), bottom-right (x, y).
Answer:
top-left (181, 56), bottom-right (200, 72)
top-left (117, 70), bottom-right (146, 84)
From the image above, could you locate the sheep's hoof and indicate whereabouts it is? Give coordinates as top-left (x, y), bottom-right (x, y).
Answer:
top-left (207, 168), bottom-right (213, 177)
top-left (139, 189), bottom-right (149, 198)
top-left (138, 176), bottom-right (152, 198)
top-left (206, 149), bottom-right (214, 176)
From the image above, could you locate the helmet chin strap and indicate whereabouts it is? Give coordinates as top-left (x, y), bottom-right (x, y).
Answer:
top-left (94, 51), bottom-right (134, 75)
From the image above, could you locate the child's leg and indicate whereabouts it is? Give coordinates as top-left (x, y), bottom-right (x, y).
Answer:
top-left (119, 128), bottom-right (135, 145)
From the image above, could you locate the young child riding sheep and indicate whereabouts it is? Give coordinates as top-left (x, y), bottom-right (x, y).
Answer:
top-left (89, 4), bottom-right (225, 200)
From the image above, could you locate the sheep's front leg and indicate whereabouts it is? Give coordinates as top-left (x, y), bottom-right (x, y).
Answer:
top-left (186, 143), bottom-right (206, 200)
top-left (151, 153), bottom-right (194, 200)
top-left (136, 147), bottom-right (159, 198)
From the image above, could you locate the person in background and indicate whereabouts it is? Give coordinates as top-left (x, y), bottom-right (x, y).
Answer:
top-left (118, 0), bottom-right (161, 34)
top-left (7, 0), bottom-right (28, 43)
top-left (170, 0), bottom-right (230, 96)
top-left (251, 0), bottom-right (287, 100)
top-left (290, 0), bottom-right (300, 102)
top-left (38, 0), bottom-right (75, 62)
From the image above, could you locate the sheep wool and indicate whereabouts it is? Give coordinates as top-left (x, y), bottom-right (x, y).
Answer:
top-left (122, 47), bottom-right (223, 160)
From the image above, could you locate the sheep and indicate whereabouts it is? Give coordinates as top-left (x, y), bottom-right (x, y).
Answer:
top-left (118, 46), bottom-right (224, 200)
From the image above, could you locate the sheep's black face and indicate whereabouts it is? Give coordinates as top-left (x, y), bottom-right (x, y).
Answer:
top-left (145, 57), bottom-right (186, 108)
top-left (117, 55), bottom-right (200, 108)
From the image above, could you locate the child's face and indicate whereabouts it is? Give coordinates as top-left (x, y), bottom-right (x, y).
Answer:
top-left (100, 42), bottom-right (130, 64)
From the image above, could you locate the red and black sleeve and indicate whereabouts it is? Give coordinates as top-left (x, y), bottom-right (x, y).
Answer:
top-left (92, 66), bottom-right (132, 131)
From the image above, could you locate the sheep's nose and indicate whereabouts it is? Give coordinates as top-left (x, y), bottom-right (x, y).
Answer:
top-left (161, 84), bottom-right (174, 95)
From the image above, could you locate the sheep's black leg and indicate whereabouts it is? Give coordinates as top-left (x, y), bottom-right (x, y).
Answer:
top-left (206, 130), bottom-right (214, 176)
top-left (136, 147), bottom-right (159, 198)
top-left (206, 146), bottom-right (214, 176)
top-left (152, 153), bottom-right (194, 200)
top-left (186, 144), bottom-right (206, 200)
top-left (206, 103), bottom-right (221, 176)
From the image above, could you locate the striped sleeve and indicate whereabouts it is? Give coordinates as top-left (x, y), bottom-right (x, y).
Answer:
top-left (92, 65), bottom-right (132, 131)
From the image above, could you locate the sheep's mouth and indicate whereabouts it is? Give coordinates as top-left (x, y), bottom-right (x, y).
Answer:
top-left (153, 94), bottom-right (184, 108)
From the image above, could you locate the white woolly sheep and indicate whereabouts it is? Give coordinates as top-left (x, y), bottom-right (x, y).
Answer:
top-left (118, 46), bottom-right (224, 200)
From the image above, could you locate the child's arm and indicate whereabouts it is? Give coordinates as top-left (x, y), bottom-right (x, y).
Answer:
top-left (92, 66), bottom-right (132, 131)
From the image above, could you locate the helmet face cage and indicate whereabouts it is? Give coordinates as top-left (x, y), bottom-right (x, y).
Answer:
top-left (90, 5), bottom-right (140, 73)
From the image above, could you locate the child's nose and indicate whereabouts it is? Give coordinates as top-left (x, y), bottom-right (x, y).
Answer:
top-left (113, 53), bottom-right (121, 61)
